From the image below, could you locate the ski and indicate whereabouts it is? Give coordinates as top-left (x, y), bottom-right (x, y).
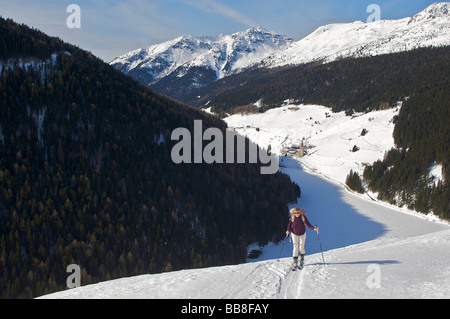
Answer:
top-left (299, 260), bottom-right (304, 270)
top-left (292, 265), bottom-right (303, 271)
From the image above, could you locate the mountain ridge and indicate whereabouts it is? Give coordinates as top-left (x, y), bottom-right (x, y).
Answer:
top-left (110, 26), bottom-right (293, 86)
top-left (262, 2), bottom-right (450, 68)
top-left (111, 2), bottom-right (450, 99)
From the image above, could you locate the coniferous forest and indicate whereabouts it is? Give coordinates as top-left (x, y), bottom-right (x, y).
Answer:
top-left (0, 18), bottom-right (300, 298)
top-left (363, 83), bottom-right (449, 220)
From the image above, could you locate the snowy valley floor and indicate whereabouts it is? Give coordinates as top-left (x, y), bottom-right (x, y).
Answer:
top-left (39, 229), bottom-right (450, 299)
top-left (40, 105), bottom-right (450, 299)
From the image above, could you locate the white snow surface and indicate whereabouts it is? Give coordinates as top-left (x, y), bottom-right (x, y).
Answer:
top-left (226, 104), bottom-right (399, 184)
top-left (40, 104), bottom-right (450, 299)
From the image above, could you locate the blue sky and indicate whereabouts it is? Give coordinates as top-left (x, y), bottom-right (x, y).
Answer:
top-left (0, 0), bottom-right (440, 62)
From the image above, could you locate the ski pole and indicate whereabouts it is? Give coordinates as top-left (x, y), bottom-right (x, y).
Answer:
top-left (277, 233), bottom-right (289, 262)
top-left (316, 226), bottom-right (326, 265)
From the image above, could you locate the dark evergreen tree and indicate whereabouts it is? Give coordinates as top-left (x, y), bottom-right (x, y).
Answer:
top-left (346, 170), bottom-right (365, 194)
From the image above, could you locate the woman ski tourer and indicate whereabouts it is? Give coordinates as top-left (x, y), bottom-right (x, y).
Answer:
top-left (286, 207), bottom-right (318, 270)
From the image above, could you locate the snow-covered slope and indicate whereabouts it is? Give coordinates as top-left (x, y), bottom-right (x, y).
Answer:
top-left (110, 27), bottom-right (293, 85)
top-left (37, 229), bottom-right (450, 299)
top-left (39, 104), bottom-right (450, 299)
top-left (225, 104), bottom-right (399, 186)
top-left (262, 2), bottom-right (450, 67)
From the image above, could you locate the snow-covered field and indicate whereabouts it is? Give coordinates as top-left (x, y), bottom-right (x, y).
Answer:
top-left (39, 104), bottom-right (450, 299)
top-left (37, 226), bottom-right (450, 299)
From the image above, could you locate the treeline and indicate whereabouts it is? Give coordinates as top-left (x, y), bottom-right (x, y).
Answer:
top-left (363, 84), bottom-right (449, 219)
top-left (0, 18), bottom-right (299, 298)
top-left (345, 170), bottom-right (365, 194)
top-left (184, 46), bottom-right (449, 116)
top-left (0, 17), bottom-right (76, 61)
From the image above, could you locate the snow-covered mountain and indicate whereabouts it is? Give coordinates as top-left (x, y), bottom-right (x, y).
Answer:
top-left (261, 2), bottom-right (450, 68)
top-left (110, 27), bottom-right (293, 86)
top-left (111, 2), bottom-right (449, 93)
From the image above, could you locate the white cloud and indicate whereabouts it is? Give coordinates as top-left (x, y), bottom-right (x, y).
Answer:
top-left (181, 0), bottom-right (257, 27)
